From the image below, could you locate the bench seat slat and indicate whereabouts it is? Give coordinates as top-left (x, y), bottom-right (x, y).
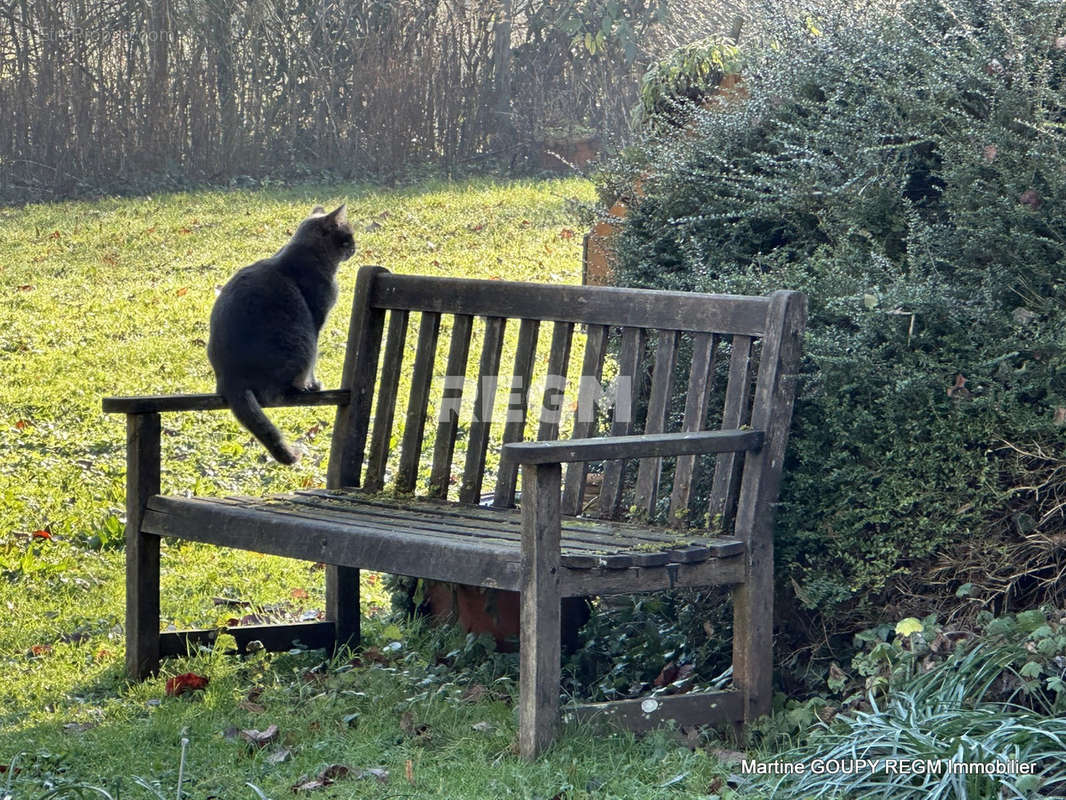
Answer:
top-left (281, 493), bottom-right (743, 555)
top-left (294, 489), bottom-right (739, 544)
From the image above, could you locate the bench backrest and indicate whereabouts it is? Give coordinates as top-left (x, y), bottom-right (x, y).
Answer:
top-left (327, 266), bottom-right (805, 528)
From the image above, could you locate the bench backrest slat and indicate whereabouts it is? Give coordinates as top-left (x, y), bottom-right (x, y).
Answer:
top-left (333, 268), bottom-right (803, 531)
top-left (669, 332), bottom-right (719, 525)
top-left (364, 309), bottom-right (410, 492)
top-left (561, 323), bottom-right (609, 516)
top-left (371, 274), bottom-right (769, 335)
top-left (458, 316), bottom-right (507, 504)
top-left (708, 334), bottom-right (755, 527)
top-left (634, 329), bottom-right (679, 516)
top-left (493, 318), bottom-right (541, 508)
top-left (395, 311), bottom-right (442, 493)
top-left (427, 314), bottom-right (473, 499)
top-left (536, 321), bottom-right (575, 443)
top-left (598, 326), bottom-right (646, 519)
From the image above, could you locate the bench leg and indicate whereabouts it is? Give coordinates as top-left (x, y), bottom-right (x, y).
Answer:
top-left (326, 565), bottom-right (361, 652)
top-left (732, 534), bottom-right (773, 721)
top-left (126, 413), bottom-right (161, 680)
top-left (519, 463), bottom-right (562, 759)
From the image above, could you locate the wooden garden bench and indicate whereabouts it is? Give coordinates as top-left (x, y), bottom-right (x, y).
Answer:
top-left (103, 266), bottom-right (805, 758)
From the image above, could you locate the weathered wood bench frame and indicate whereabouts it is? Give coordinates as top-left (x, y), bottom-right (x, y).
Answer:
top-left (104, 266), bottom-right (805, 758)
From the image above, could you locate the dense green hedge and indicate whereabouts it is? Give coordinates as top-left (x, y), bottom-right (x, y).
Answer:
top-left (606, 0), bottom-right (1066, 636)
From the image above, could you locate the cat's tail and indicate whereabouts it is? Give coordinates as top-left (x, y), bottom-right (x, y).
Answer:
top-left (225, 388), bottom-right (299, 465)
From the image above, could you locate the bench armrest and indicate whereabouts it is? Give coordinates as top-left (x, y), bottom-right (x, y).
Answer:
top-left (501, 429), bottom-right (763, 466)
top-left (102, 389), bottom-right (351, 414)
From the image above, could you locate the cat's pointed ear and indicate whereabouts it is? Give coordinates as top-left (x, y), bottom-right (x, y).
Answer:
top-left (310, 204), bottom-right (326, 215)
top-left (326, 204), bottom-right (348, 225)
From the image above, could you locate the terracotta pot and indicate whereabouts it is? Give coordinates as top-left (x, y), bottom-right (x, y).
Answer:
top-left (425, 581), bottom-right (589, 653)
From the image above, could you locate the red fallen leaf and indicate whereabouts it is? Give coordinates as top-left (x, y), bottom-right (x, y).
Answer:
top-left (653, 661), bottom-right (679, 687)
top-left (559, 228), bottom-right (575, 240)
top-left (361, 646), bottom-right (391, 664)
top-left (15, 419), bottom-right (31, 430)
top-left (165, 672), bottom-right (209, 696)
top-left (0, 764), bottom-right (21, 775)
top-left (176, 287), bottom-right (188, 297)
top-left (179, 227), bottom-right (193, 234)
top-left (30, 644), bottom-right (52, 656)
top-left (365, 573), bottom-right (379, 585)
top-left (95, 648), bottom-right (113, 661)
top-left (946, 373), bottom-right (970, 399)
top-left (240, 723), bottom-right (279, 747)
top-left (1020, 188), bottom-right (1042, 210)
top-left (17, 284), bottom-right (34, 291)
top-left (468, 222), bottom-right (485, 232)
top-left (32, 529), bottom-right (51, 539)
top-left (290, 588), bottom-right (310, 600)
top-left (49, 230), bottom-right (61, 239)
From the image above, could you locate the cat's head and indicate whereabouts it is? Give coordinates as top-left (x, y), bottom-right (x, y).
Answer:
top-left (301, 204), bottom-right (356, 262)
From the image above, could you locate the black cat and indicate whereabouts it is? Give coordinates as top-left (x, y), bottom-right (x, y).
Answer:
top-left (208, 204), bottom-right (356, 464)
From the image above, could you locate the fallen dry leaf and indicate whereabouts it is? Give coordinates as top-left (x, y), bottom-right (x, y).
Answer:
top-left (709, 748), bottom-right (747, 765)
top-left (239, 723), bottom-right (279, 747)
top-left (266, 747), bottom-right (292, 764)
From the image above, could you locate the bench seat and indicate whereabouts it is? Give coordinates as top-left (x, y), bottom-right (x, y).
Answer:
top-left (143, 488), bottom-right (747, 596)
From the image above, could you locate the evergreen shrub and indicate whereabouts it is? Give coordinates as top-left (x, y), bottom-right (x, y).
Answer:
top-left (604, 0), bottom-right (1066, 641)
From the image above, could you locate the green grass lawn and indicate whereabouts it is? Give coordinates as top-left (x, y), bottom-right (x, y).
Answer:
top-left (0, 178), bottom-right (735, 798)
